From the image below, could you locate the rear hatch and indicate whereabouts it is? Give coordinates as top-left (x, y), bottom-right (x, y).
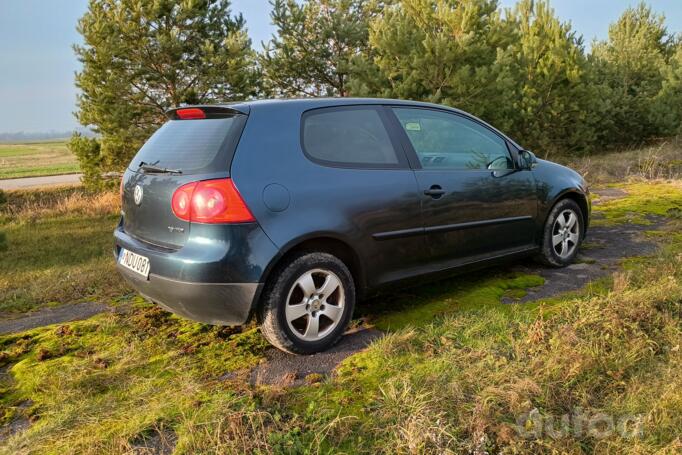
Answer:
top-left (122, 106), bottom-right (248, 248)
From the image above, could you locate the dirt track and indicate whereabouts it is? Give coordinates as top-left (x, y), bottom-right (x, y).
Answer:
top-left (0, 302), bottom-right (110, 335)
top-left (0, 173), bottom-right (82, 190)
top-left (512, 216), bottom-right (660, 302)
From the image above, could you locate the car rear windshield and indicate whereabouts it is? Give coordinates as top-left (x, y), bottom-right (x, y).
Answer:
top-left (130, 115), bottom-right (245, 174)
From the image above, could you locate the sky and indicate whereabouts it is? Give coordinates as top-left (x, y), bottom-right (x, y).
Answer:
top-left (0, 0), bottom-right (681, 134)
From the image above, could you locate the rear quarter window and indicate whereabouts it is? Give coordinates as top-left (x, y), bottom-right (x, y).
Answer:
top-left (301, 106), bottom-right (405, 168)
top-left (131, 115), bottom-right (245, 174)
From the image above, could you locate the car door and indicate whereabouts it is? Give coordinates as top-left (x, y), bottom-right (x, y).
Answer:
top-left (388, 106), bottom-right (537, 267)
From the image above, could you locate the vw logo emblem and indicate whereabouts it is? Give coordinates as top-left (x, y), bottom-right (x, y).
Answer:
top-left (133, 185), bottom-right (143, 206)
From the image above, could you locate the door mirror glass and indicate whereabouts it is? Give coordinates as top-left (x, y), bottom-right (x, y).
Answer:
top-left (519, 150), bottom-right (537, 170)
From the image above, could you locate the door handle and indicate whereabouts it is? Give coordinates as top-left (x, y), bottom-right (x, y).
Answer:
top-left (424, 185), bottom-right (446, 198)
top-left (491, 169), bottom-right (516, 178)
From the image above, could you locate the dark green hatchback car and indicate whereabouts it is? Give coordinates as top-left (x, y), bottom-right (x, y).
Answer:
top-left (116, 98), bottom-right (590, 354)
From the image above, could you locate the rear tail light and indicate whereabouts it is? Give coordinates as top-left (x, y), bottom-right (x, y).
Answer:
top-left (171, 182), bottom-right (196, 221)
top-left (171, 178), bottom-right (254, 224)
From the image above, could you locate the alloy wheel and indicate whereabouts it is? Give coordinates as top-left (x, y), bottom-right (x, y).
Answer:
top-left (552, 209), bottom-right (580, 258)
top-left (284, 268), bottom-right (345, 341)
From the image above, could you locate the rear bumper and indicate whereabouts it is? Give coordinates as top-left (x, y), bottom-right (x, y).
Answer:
top-left (117, 265), bottom-right (260, 325)
top-left (113, 219), bottom-right (280, 325)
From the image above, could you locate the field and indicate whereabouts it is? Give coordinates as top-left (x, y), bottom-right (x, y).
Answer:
top-left (0, 188), bottom-right (128, 314)
top-left (0, 143), bottom-right (681, 453)
top-left (0, 141), bottom-right (79, 180)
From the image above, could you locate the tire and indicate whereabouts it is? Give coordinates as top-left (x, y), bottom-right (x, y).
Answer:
top-left (259, 252), bottom-right (355, 354)
top-left (538, 198), bottom-right (584, 267)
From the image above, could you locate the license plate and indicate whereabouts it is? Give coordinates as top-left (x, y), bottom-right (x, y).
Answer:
top-left (119, 248), bottom-right (150, 279)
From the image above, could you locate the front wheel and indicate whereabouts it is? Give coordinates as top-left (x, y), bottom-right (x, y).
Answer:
top-left (259, 252), bottom-right (355, 354)
top-left (538, 199), bottom-right (584, 267)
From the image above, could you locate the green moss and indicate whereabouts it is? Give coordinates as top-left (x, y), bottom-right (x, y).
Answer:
top-left (593, 182), bottom-right (682, 225)
top-left (371, 272), bottom-right (544, 331)
top-left (0, 305), bottom-right (268, 453)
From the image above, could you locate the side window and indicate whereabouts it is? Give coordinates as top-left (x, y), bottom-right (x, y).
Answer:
top-left (302, 107), bottom-right (402, 167)
top-left (392, 108), bottom-right (513, 170)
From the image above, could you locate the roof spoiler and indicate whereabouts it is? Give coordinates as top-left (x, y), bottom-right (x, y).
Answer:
top-left (165, 104), bottom-right (249, 120)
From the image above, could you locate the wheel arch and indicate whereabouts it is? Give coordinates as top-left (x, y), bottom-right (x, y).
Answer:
top-left (547, 189), bottom-right (590, 236)
top-left (254, 234), bottom-right (365, 316)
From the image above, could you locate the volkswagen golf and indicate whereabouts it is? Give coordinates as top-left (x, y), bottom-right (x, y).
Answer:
top-left (116, 98), bottom-right (590, 354)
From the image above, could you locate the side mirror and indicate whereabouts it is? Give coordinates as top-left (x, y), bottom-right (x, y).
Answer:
top-left (519, 149), bottom-right (538, 170)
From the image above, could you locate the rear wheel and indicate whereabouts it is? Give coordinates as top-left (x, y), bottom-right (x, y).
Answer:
top-left (538, 199), bottom-right (583, 267)
top-left (259, 252), bottom-right (355, 354)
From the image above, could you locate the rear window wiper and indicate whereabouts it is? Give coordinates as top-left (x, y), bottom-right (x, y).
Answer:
top-left (138, 161), bottom-right (182, 175)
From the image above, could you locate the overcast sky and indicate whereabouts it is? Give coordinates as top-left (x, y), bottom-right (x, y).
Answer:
top-left (0, 0), bottom-right (681, 134)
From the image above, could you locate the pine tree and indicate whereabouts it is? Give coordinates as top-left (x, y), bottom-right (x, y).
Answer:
top-left (354, 0), bottom-right (517, 129)
top-left (71, 0), bottom-right (257, 188)
top-left (261, 0), bottom-right (382, 97)
top-left (656, 42), bottom-right (682, 134)
top-left (591, 2), bottom-right (674, 146)
top-left (499, 0), bottom-right (594, 155)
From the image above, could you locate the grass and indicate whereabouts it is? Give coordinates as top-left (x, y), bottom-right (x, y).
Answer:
top-left (0, 301), bottom-right (270, 453)
top-left (0, 141), bottom-right (79, 179)
top-left (0, 147), bottom-right (681, 452)
top-left (0, 187), bottom-right (128, 313)
top-left (555, 136), bottom-right (682, 184)
top-left (319, 252), bottom-right (682, 453)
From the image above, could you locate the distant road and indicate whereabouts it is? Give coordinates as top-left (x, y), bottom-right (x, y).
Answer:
top-left (0, 173), bottom-right (82, 190)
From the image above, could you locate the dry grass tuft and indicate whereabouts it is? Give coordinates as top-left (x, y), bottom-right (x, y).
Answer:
top-left (378, 379), bottom-right (457, 454)
top-left (2, 187), bottom-right (119, 221)
top-left (177, 410), bottom-right (278, 454)
top-left (612, 271), bottom-right (631, 294)
top-left (556, 137), bottom-right (682, 184)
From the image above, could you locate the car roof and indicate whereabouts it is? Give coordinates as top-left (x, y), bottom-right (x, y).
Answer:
top-left (220, 97), bottom-right (468, 115)
top-left (174, 98), bottom-right (522, 150)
